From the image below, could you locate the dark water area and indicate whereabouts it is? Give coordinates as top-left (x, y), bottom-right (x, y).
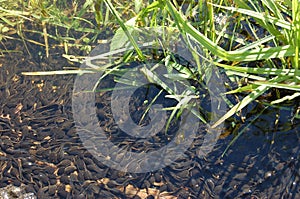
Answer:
top-left (0, 40), bottom-right (300, 199)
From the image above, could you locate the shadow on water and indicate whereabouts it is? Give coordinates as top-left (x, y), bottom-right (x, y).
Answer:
top-left (207, 103), bottom-right (300, 198)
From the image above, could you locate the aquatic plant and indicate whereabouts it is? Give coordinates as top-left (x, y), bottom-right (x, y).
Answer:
top-left (19, 0), bottom-right (300, 149)
top-left (98, 0), bottom-right (300, 128)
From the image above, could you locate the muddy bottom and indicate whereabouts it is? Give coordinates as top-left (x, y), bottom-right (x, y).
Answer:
top-left (0, 38), bottom-right (300, 199)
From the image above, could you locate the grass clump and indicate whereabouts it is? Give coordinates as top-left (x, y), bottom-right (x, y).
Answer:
top-left (0, 0), bottom-right (105, 56)
top-left (97, 0), bottom-right (300, 128)
top-left (17, 0), bottom-right (300, 149)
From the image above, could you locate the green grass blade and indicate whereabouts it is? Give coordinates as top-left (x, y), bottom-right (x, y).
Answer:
top-left (271, 92), bottom-right (300, 104)
top-left (235, 35), bottom-right (276, 52)
top-left (292, 0), bottom-right (300, 69)
top-left (110, 18), bottom-right (137, 51)
top-left (215, 63), bottom-right (299, 76)
top-left (212, 84), bottom-right (270, 128)
top-left (103, 0), bottom-right (145, 61)
top-left (211, 4), bottom-right (291, 30)
top-left (225, 85), bottom-right (259, 94)
top-left (250, 80), bottom-right (300, 91)
top-left (140, 66), bottom-right (175, 95)
top-left (165, 1), bottom-right (295, 62)
top-left (212, 75), bottom-right (291, 128)
top-left (233, 0), bottom-right (285, 41)
top-left (225, 70), bottom-right (267, 81)
top-left (139, 89), bottom-right (164, 125)
top-left (165, 94), bottom-right (194, 133)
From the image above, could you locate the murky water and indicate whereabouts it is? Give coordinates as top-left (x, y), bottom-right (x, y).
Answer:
top-left (1, 48), bottom-right (299, 198)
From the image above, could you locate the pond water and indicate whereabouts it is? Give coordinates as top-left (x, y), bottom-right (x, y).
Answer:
top-left (0, 43), bottom-right (299, 199)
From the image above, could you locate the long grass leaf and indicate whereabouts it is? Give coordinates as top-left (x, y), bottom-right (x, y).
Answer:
top-left (231, 0), bottom-right (286, 40)
top-left (215, 63), bottom-right (299, 76)
top-left (236, 35), bottom-right (275, 51)
top-left (22, 70), bottom-right (95, 76)
top-left (104, 0), bottom-right (145, 60)
top-left (292, 0), bottom-right (300, 69)
top-left (225, 70), bottom-right (267, 81)
top-left (165, 1), bottom-right (295, 61)
top-left (225, 85), bottom-right (259, 94)
top-left (271, 92), bottom-right (300, 104)
top-left (211, 4), bottom-right (291, 30)
top-left (165, 95), bottom-right (194, 133)
top-left (251, 80), bottom-right (300, 91)
top-left (139, 90), bottom-right (164, 125)
top-left (212, 75), bottom-right (291, 128)
top-left (212, 84), bottom-right (270, 128)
